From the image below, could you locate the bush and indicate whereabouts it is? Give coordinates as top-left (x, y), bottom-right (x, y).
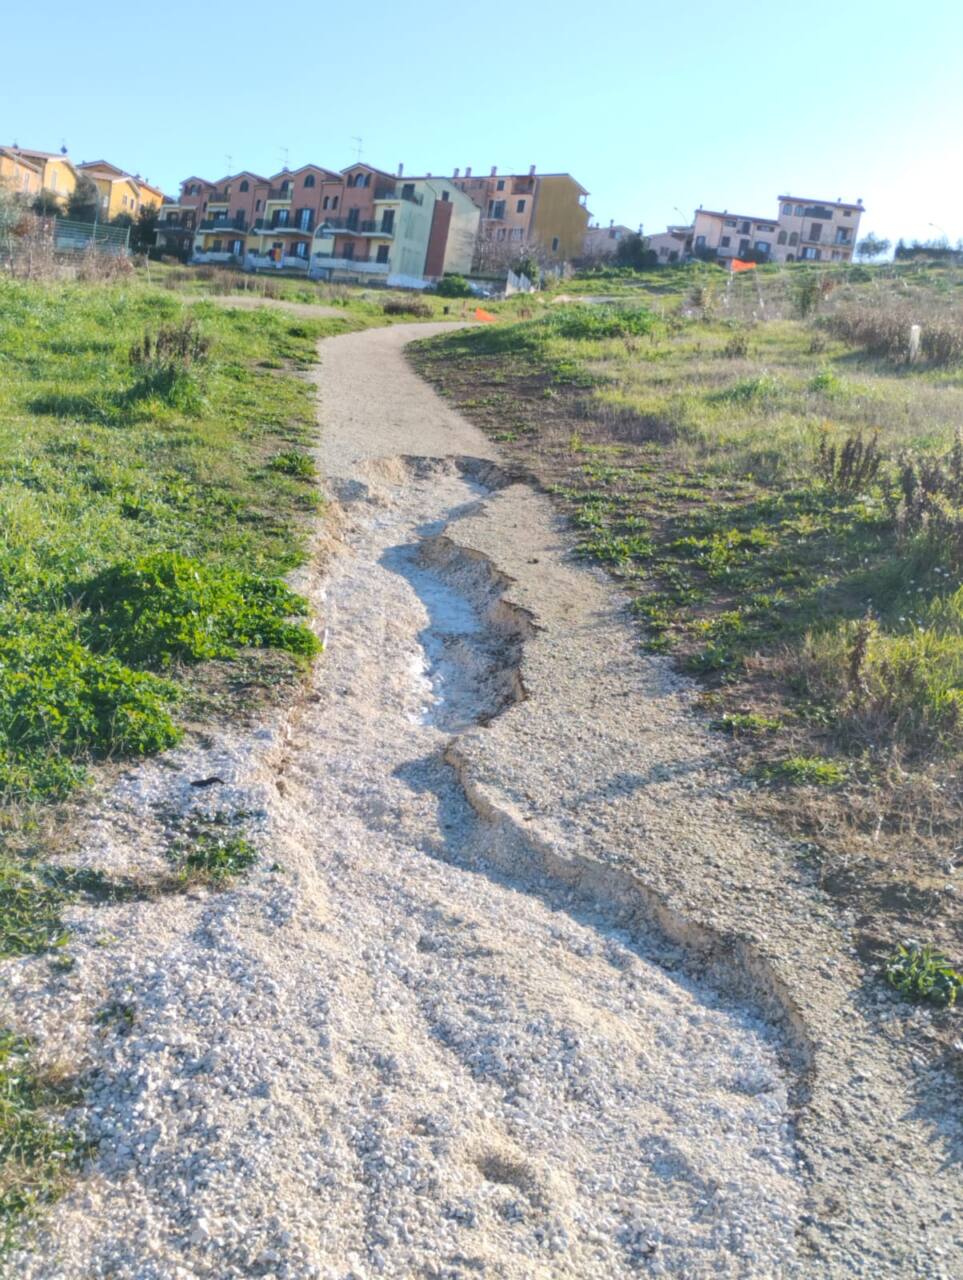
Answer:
top-left (128, 318), bottom-right (211, 411)
top-left (435, 275), bottom-right (473, 298)
top-left (0, 607), bottom-right (180, 799)
top-left (82, 551), bottom-right (321, 668)
top-left (815, 430), bottom-right (883, 494)
top-left (383, 297), bottom-right (432, 317)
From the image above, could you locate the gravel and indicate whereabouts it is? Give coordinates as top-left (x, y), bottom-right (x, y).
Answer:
top-left (5, 324), bottom-right (960, 1279)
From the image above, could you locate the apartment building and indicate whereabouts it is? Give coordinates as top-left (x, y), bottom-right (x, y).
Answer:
top-left (165, 162), bottom-right (479, 285)
top-left (450, 166), bottom-right (590, 263)
top-left (77, 161), bottom-right (164, 219)
top-left (1, 146), bottom-right (77, 202)
top-left (689, 194), bottom-right (863, 264)
top-left (648, 225), bottom-right (692, 264)
top-left (0, 147), bottom-right (43, 198)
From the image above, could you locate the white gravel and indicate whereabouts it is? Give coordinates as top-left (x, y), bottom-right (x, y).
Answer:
top-left (4, 323), bottom-right (960, 1279)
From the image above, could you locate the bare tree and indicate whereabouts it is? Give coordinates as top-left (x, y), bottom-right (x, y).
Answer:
top-left (471, 226), bottom-right (555, 279)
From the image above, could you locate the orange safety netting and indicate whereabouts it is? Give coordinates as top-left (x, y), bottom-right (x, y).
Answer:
top-left (730, 259), bottom-right (757, 273)
top-left (474, 308), bottom-right (497, 322)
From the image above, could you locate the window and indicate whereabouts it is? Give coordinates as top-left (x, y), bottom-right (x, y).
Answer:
top-left (376, 244), bottom-right (389, 263)
top-left (281, 180), bottom-right (290, 194)
top-left (725, 219), bottom-right (736, 227)
top-left (777, 230), bottom-right (787, 244)
top-left (739, 238), bottom-right (750, 254)
top-left (516, 199), bottom-right (526, 213)
top-left (782, 203), bottom-right (792, 215)
top-left (275, 208), bottom-right (289, 227)
top-left (720, 235), bottom-right (731, 248)
top-left (294, 241), bottom-right (308, 258)
top-left (298, 208), bottom-right (312, 230)
top-left (795, 205), bottom-right (804, 215)
top-left (496, 179), bottom-right (505, 191)
top-left (240, 180), bottom-right (249, 192)
top-left (402, 183), bottom-right (415, 199)
top-left (740, 220), bottom-right (750, 233)
top-left (322, 196), bottom-right (329, 209)
top-left (835, 228), bottom-right (850, 244)
top-left (255, 198), bottom-right (262, 211)
top-left (487, 200), bottom-right (505, 219)
top-left (843, 209), bottom-right (852, 217)
top-left (754, 240), bottom-right (770, 256)
top-left (440, 190), bottom-right (449, 201)
top-left (831, 250), bottom-right (840, 260)
top-left (801, 246), bottom-right (821, 260)
top-left (551, 236), bottom-right (560, 253)
top-left (381, 209), bottom-right (394, 233)
top-left (789, 231), bottom-right (798, 246)
top-left (695, 234), bottom-right (706, 247)
top-left (212, 239), bottom-right (222, 251)
top-left (511, 227), bottom-right (523, 240)
top-left (332, 196), bottom-right (338, 209)
top-left (496, 228), bottom-right (506, 241)
top-left (342, 241), bottom-right (354, 259)
top-left (304, 174), bottom-right (315, 187)
top-left (809, 223), bottom-right (821, 241)
top-left (231, 239), bottom-right (242, 255)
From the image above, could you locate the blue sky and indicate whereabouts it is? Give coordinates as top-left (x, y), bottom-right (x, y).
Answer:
top-left (3, 1), bottom-right (961, 249)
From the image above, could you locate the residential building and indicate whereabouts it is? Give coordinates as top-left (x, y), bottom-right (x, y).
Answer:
top-left (450, 165), bottom-right (590, 263)
top-left (0, 147), bottom-right (43, 198)
top-left (774, 195), bottom-right (862, 262)
top-left (78, 161), bottom-right (164, 219)
top-left (173, 161), bottom-right (480, 284)
top-left (583, 221), bottom-right (637, 259)
top-left (648, 225), bottom-right (692, 264)
top-left (666, 193), bottom-right (864, 265)
top-left (1, 146), bottom-right (77, 203)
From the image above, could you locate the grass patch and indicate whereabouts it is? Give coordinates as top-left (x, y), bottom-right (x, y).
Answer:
top-left (168, 812), bottom-right (258, 884)
top-left (756, 755), bottom-right (848, 786)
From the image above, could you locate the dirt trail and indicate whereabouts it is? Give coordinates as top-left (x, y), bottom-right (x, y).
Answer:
top-left (180, 293), bottom-right (344, 318)
top-left (6, 324), bottom-right (960, 1279)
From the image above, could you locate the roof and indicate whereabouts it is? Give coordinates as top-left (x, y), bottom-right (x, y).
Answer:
top-left (339, 162), bottom-right (398, 179)
top-left (778, 195), bottom-right (864, 210)
top-left (697, 209), bottom-right (778, 224)
top-left (0, 147), bottom-right (42, 173)
top-left (79, 160), bottom-right (126, 176)
top-left (280, 163), bottom-right (340, 180)
top-left (453, 171), bottom-right (589, 194)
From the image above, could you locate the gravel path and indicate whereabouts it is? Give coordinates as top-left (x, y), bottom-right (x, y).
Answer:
top-left (5, 324), bottom-right (960, 1278)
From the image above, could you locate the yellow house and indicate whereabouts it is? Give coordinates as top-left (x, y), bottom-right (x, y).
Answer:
top-left (0, 147), bottom-right (43, 198)
top-left (79, 162), bottom-right (164, 219)
top-left (1, 146), bottom-right (77, 204)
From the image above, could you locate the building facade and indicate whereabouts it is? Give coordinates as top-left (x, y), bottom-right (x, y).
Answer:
top-left (0, 148), bottom-right (43, 198)
top-left (583, 222), bottom-right (637, 258)
top-left (450, 166), bottom-right (590, 264)
top-left (689, 194), bottom-right (863, 264)
top-left (166, 162), bottom-right (480, 284)
top-left (78, 161), bottom-right (164, 219)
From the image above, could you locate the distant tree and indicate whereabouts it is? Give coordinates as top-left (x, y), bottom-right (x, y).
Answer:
top-left (131, 204), bottom-right (159, 254)
top-left (31, 188), bottom-right (61, 217)
top-left (614, 233), bottom-right (656, 270)
top-left (66, 173), bottom-right (101, 222)
top-left (856, 233), bottom-right (891, 260)
top-left (511, 252), bottom-right (541, 284)
top-left (110, 212), bottom-right (134, 229)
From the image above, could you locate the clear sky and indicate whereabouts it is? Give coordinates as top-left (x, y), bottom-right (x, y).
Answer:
top-left (3, 1), bottom-right (962, 250)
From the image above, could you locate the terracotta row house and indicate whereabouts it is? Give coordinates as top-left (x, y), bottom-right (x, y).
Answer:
top-left (156, 161), bottom-right (481, 286)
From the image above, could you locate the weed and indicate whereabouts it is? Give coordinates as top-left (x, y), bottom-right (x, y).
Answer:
top-left (0, 1030), bottom-right (80, 1250)
top-left (756, 756), bottom-right (847, 786)
top-left (884, 943), bottom-right (962, 1006)
top-left (268, 451), bottom-right (317, 480)
top-left (168, 813), bottom-right (258, 884)
top-left (710, 712), bottom-right (780, 736)
top-left (815, 430), bottom-right (883, 494)
top-left (721, 330), bottom-right (751, 358)
top-left (0, 863), bottom-right (67, 959)
top-left (82, 551), bottom-right (321, 669)
top-left (383, 297), bottom-right (432, 317)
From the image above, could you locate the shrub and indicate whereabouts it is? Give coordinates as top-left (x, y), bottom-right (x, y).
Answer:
top-left (82, 551), bottom-right (321, 668)
top-left (0, 607), bottom-right (180, 799)
top-left (383, 297), bottom-right (432, 317)
top-left (128, 318), bottom-right (211, 410)
top-left (436, 275), bottom-right (473, 298)
top-left (884, 943), bottom-right (962, 1006)
top-left (721, 330), bottom-right (751, 358)
top-left (815, 430), bottom-right (883, 494)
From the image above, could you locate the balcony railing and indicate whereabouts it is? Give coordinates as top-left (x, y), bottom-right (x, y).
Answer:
top-left (198, 217), bottom-right (247, 231)
top-left (310, 255), bottom-right (389, 276)
top-left (267, 186), bottom-right (293, 201)
top-left (315, 217), bottom-right (394, 236)
top-left (252, 218), bottom-right (313, 234)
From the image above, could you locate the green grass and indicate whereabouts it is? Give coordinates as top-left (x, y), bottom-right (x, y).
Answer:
top-left (884, 943), bottom-right (963, 1007)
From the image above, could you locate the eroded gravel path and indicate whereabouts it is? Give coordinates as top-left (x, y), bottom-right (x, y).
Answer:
top-left (5, 324), bottom-right (961, 1279)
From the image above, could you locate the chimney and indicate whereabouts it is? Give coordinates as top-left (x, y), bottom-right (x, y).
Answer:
top-left (398, 162), bottom-right (404, 177)
top-left (465, 166), bottom-right (472, 178)
top-left (609, 218), bottom-right (613, 227)
top-left (529, 164), bottom-right (536, 176)
top-left (453, 167), bottom-right (460, 178)
top-left (490, 165), bottom-right (497, 176)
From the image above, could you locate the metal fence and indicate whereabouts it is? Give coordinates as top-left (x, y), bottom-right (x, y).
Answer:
top-left (53, 218), bottom-right (130, 255)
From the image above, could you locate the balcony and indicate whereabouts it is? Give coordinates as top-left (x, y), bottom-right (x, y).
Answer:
top-left (252, 218), bottom-right (313, 234)
top-left (193, 250), bottom-right (242, 264)
top-left (315, 217), bottom-right (394, 236)
top-left (267, 186), bottom-right (293, 201)
top-left (309, 255), bottom-right (389, 278)
top-left (198, 217), bottom-right (247, 231)
top-left (244, 252), bottom-right (310, 272)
